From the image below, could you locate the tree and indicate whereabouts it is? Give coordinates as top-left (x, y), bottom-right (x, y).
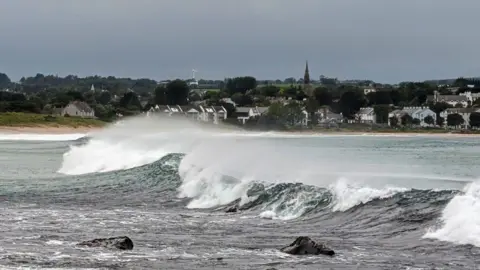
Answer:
top-left (97, 91), bottom-right (112, 105)
top-left (259, 85), bottom-right (280, 97)
top-left (469, 112), bottom-right (480, 128)
top-left (373, 105), bottom-right (390, 124)
top-left (389, 116), bottom-right (399, 127)
top-left (119, 91), bottom-right (142, 110)
top-left (225, 76), bottom-right (257, 95)
top-left (313, 87), bottom-right (333, 106)
top-left (339, 91), bottom-right (365, 119)
top-left (0, 73), bottom-right (11, 88)
top-left (367, 91), bottom-right (392, 105)
top-left (401, 114), bottom-right (413, 126)
top-left (166, 79), bottom-right (189, 105)
top-left (154, 86), bottom-right (167, 105)
top-left (266, 102), bottom-right (304, 127)
top-left (412, 118), bottom-right (421, 126)
top-left (437, 116), bottom-right (445, 126)
top-left (446, 113), bottom-right (464, 127)
top-left (424, 115), bottom-right (435, 126)
top-left (305, 97), bottom-right (318, 126)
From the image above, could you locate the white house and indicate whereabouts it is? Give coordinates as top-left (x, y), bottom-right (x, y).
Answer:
top-left (149, 104), bottom-right (227, 124)
top-left (236, 107), bottom-right (265, 124)
top-left (459, 91), bottom-right (480, 104)
top-left (213, 106), bottom-right (228, 124)
top-left (440, 108), bottom-right (480, 129)
top-left (414, 108), bottom-right (437, 126)
top-left (427, 91), bottom-right (468, 107)
top-left (57, 101), bottom-right (95, 118)
top-left (356, 107), bottom-right (376, 123)
top-left (388, 107), bottom-right (436, 126)
top-left (363, 88), bottom-right (377, 95)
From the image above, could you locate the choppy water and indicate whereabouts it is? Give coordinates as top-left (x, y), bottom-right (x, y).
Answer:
top-left (1, 116), bottom-right (480, 269)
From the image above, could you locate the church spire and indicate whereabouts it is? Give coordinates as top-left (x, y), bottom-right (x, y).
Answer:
top-left (304, 60), bottom-right (310, 85)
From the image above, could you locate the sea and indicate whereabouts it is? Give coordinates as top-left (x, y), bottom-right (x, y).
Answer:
top-left (1, 116), bottom-right (480, 270)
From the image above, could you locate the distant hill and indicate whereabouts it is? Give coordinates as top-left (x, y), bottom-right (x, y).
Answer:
top-left (424, 77), bottom-right (480, 85)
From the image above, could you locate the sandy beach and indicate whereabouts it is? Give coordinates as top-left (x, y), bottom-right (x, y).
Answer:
top-left (0, 124), bottom-right (478, 137)
top-left (0, 126), bottom-right (103, 134)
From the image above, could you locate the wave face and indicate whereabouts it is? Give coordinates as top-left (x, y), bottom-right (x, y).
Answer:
top-left (3, 115), bottom-right (480, 268)
top-left (53, 116), bottom-right (480, 247)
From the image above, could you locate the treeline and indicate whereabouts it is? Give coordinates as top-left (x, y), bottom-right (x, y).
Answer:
top-left (1, 72), bottom-right (480, 124)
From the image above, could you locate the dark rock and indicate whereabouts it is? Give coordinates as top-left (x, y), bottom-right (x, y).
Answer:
top-left (226, 205), bottom-right (238, 213)
top-left (77, 236), bottom-right (134, 250)
top-left (280, 236), bottom-right (334, 256)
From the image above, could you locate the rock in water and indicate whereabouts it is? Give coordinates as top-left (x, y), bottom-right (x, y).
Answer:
top-left (280, 236), bottom-right (334, 256)
top-left (226, 205), bottom-right (238, 213)
top-left (77, 236), bottom-right (134, 250)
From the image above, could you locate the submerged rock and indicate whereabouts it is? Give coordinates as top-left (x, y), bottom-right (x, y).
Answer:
top-left (280, 236), bottom-right (334, 256)
top-left (77, 236), bottom-right (134, 250)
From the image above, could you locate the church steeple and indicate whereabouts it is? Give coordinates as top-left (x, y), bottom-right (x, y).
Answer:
top-left (304, 60), bottom-right (310, 85)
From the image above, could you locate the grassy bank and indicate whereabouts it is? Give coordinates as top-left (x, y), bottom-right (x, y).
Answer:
top-left (0, 112), bottom-right (107, 128)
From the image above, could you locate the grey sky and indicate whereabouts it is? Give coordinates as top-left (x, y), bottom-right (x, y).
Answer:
top-left (0, 0), bottom-right (479, 83)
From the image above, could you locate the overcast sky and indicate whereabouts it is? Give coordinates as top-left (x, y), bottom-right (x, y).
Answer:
top-left (0, 0), bottom-right (479, 83)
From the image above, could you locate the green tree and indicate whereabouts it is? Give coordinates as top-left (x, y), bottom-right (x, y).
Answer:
top-left (446, 113), bottom-right (464, 127)
top-left (119, 91), bottom-right (142, 110)
top-left (424, 115), bottom-right (435, 126)
top-left (313, 87), bottom-right (332, 106)
top-left (225, 76), bottom-right (257, 95)
top-left (166, 79), bottom-right (189, 105)
top-left (0, 73), bottom-right (11, 88)
top-left (373, 105), bottom-right (390, 124)
top-left (470, 112), bottom-right (480, 128)
top-left (339, 91), bottom-right (365, 119)
top-left (437, 116), bottom-right (445, 126)
top-left (97, 91), bottom-right (112, 105)
top-left (154, 86), bottom-right (167, 105)
top-left (401, 114), bottom-right (413, 126)
top-left (412, 118), bottom-right (421, 126)
top-left (389, 116), bottom-right (399, 127)
top-left (284, 102), bottom-right (305, 126)
top-left (259, 85), bottom-right (280, 97)
top-left (367, 91), bottom-right (392, 105)
top-left (305, 97), bottom-right (318, 126)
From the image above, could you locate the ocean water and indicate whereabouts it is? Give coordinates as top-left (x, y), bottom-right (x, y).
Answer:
top-left (1, 116), bottom-right (480, 269)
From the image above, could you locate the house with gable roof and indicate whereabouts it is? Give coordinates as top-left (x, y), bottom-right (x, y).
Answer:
top-left (388, 106), bottom-right (436, 126)
top-left (426, 91), bottom-right (468, 107)
top-left (355, 107), bottom-right (376, 123)
top-left (56, 101), bottom-right (95, 118)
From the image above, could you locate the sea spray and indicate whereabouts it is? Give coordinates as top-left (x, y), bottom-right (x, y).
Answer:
top-left (423, 181), bottom-right (480, 247)
top-left (56, 115), bottom-right (470, 224)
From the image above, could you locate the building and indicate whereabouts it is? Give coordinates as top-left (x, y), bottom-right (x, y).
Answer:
top-left (363, 88), bottom-right (377, 95)
top-left (388, 107), bottom-right (436, 127)
top-left (303, 61), bottom-right (313, 97)
top-left (440, 108), bottom-right (480, 129)
top-left (56, 101), bottom-right (95, 118)
top-left (459, 91), bottom-right (480, 104)
top-left (148, 104), bottom-right (227, 124)
top-left (356, 107), bottom-right (376, 123)
top-left (236, 107), bottom-right (264, 124)
top-left (426, 91), bottom-right (468, 107)
top-left (316, 108), bottom-right (343, 125)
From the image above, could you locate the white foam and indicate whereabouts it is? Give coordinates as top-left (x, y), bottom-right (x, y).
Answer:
top-left (0, 133), bottom-right (85, 141)
top-left (330, 178), bottom-right (409, 212)
top-left (423, 181), bottom-right (480, 246)
top-left (56, 115), bottom-right (458, 220)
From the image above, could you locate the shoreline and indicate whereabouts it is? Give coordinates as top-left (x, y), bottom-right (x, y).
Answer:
top-left (0, 124), bottom-right (479, 137)
top-left (0, 125), bottom-right (103, 134)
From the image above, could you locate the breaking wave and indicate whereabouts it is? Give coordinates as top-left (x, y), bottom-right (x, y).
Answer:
top-left (56, 115), bottom-right (478, 247)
